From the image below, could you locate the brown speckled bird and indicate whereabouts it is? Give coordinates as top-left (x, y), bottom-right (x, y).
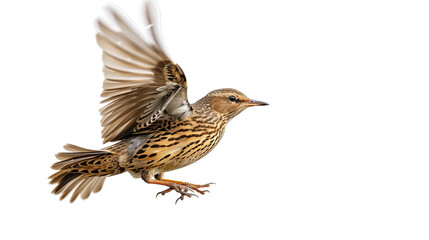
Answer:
top-left (49, 1), bottom-right (268, 203)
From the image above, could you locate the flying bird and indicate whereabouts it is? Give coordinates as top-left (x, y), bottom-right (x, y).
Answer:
top-left (49, 1), bottom-right (268, 203)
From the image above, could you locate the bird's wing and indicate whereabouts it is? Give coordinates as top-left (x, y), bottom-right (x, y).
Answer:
top-left (97, 2), bottom-right (192, 143)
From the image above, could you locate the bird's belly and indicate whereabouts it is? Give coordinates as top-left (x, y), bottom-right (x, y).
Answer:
top-left (153, 134), bottom-right (221, 172)
top-left (124, 128), bottom-right (224, 174)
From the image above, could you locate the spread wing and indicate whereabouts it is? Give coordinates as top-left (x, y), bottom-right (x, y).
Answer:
top-left (96, 2), bottom-right (192, 143)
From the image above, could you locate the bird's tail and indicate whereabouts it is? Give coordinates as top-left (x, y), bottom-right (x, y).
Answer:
top-left (49, 144), bottom-right (124, 202)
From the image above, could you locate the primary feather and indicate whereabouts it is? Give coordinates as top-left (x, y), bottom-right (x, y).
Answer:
top-left (97, 2), bottom-right (192, 143)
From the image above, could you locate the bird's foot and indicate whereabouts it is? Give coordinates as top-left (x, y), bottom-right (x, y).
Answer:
top-left (181, 181), bottom-right (215, 195)
top-left (156, 181), bottom-right (215, 204)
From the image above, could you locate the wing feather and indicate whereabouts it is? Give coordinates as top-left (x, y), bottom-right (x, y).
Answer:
top-left (107, 6), bottom-right (165, 61)
top-left (101, 53), bottom-right (151, 74)
top-left (96, 33), bottom-right (156, 67)
top-left (97, 2), bottom-right (192, 143)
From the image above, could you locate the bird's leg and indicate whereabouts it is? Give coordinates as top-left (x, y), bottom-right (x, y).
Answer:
top-left (142, 172), bottom-right (214, 203)
top-left (146, 178), bottom-right (198, 202)
top-left (155, 172), bottom-right (214, 195)
top-left (142, 172), bottom-right (198, 203)
top-left (158, 178), bottom-right (214, 195)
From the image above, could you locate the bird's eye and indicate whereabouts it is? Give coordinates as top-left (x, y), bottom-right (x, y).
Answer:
top-left (228, 96), bottom-right (236, 102)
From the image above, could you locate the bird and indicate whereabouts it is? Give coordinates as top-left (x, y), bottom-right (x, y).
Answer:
top-left (49, 1), bottom-right (268, 203)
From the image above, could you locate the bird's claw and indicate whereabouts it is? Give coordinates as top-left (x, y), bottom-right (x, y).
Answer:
top-left (156, 188), bottom-right (173, 198)
top-left (175, 189), bottom-right (199, 204)
top-left (155, 182), bottom-right (214, 203)
top-left (182, 182), bottom-right (215, 195)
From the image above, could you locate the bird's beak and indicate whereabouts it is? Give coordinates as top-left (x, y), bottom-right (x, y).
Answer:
top-left (245, 99), bottom-right (269, 106)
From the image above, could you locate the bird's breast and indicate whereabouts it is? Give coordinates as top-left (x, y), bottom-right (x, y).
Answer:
top-left (124, 118), bottom-right (226, 174)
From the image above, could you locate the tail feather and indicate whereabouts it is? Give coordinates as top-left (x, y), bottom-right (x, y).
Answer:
top-left (49, 144), bottom-right (123, 202)
top-left (81, 177), bottom-right (101, 199)
top-left (69, 176), bottom-right (106, 202)
top-left (55, 152), bottom-right (103, 161)
top-left (93, 176), bottom-right (106, 193)
top-left (63, 144), bottom-right (102, 152)
top-left (58, 175), bottom-right (84, 200)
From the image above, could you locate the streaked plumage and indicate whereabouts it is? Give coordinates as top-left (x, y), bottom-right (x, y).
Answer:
top-left (50, 1), bottom-right (267, 203)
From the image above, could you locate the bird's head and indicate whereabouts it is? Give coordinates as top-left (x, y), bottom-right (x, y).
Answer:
top-left (200, 88), bottom-right (268, 121)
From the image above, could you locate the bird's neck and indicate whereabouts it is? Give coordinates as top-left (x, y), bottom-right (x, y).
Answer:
top-left (190, 100), bottom-right (228, 126)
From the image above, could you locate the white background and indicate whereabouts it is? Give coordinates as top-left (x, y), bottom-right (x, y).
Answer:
top-left (1, 0), bottom-right (428, 239)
